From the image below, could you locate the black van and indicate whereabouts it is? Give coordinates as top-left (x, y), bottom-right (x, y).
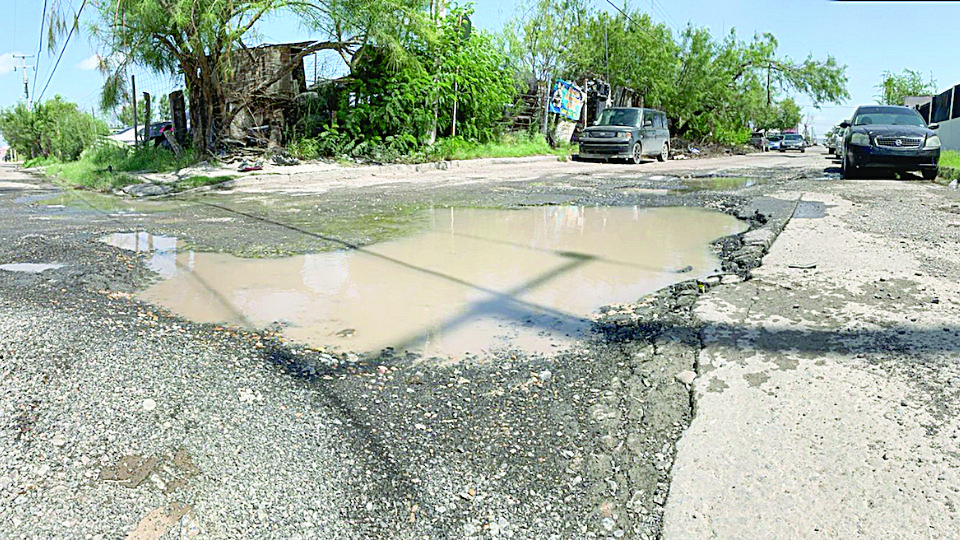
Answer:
top-left (577, 107), bottom-right (670, 164)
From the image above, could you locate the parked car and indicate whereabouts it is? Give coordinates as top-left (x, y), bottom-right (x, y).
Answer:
top-left (835, 121), bottom-right (850, 161)
top-left (825, 127), bottom-right (839, 155)
top-left (839, 105), bottom-right (940, 180)
top-left (577, 107), bottom-right (671, 164)
top-left (749, 131), bottom-right (769, 151)
top-left (107, 121), bottom-right (174, 147)
top-left (779, 133), bottom-right (806, 153)
top-left (767, 134), bottom-right (783, 151)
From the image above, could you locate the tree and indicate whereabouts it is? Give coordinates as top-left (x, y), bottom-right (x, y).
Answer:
top-left (876, 69), bottom-right (937, 105)
top-left (50, 0), bottom-right (432, 154)
top-left (565, 10), bottom-right (678, 109)
top-left (322, 4), bottom-right (518, 145)
top-left (666, 29), bottom-right (847, 140)
top-left (0, 97), bottom-right (108, 160)
top-left (503, 0), bottom-right (587, 134)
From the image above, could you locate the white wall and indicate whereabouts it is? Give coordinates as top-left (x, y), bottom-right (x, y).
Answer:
top-left (937, 117), bottom-right (960, 152)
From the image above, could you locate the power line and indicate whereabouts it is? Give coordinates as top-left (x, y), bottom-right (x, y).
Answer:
top-left (36, 0), bottom-right (88, 103)
top-left (602, 0), bottom-right (664, 40)
top-left (649, 0), bottom-right (680, 33)
top-left (33, 0), bottom-right (49, 100)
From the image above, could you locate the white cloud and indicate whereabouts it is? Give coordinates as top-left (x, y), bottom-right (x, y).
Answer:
top-left (76, 54), bottom-right (101, 71)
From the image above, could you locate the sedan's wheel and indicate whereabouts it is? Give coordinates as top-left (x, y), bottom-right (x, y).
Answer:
top-left (657, 142), bottom-right (668, 162)
top-left (922, 168), bottom-right (939, 181)
top-left (631, 142), bottom-right (643, 164)
top-left (842, 150), bottom-right (857, 179)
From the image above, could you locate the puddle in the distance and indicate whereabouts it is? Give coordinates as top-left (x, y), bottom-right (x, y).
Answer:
top-left (102, 206), bottom-right (747, 360)
top-left (0, 263), bottom-right (66, 273)
top-left (27, 191), bottom-right (179, 215)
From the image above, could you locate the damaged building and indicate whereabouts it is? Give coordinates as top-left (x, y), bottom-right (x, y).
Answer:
top-left (223, 41), bottom-right (310, 147)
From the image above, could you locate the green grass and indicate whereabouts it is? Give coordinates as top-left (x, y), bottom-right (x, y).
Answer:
top-left (287, 131), bottom-right (573, 164)
top-left (43, 144), bottom-right (200, 191)
top-left (430, 133), bottom-right (573, 161)
top-left (935, 150), bottom-right (960, 183)
top-left (940, 150), bottom-right (960, 169)
top-left (171, 175), bottom-right (238, 191)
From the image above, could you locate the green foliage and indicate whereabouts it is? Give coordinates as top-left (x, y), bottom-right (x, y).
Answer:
top-left (565, 11), bottom-right (677, 109)
top-left (426, 132), bottom-right (568, 161)
top-left (939, 150), bottom-right (960, 169)
top-left (53, 0), bottom-right (434, 154)
top-left (433, 6), bottom-right (522, 140)
top-left (287, 128), bottom-right (565, 163)
top-left (44, 144), bottom-right (199, 191)
top-left (752, 97), bottom-right (802, 131)
top-left (876, 69), bottom-right (937, 105)
top-left (711, 125), bottom-right (751, 146)
top-left (503, 0), bottom-right (586, 82)
top-left (503, 3), bottom-right (849, 144)
top-left (289, 3), bottom-right (519, 157)
top-left (0, 97), bottom-right (109, 161)
top-left (662, 28), bottom-right (846, 140)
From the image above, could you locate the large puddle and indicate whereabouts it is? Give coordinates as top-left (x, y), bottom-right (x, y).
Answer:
top-left (102, 206), bottom-right (746, 359)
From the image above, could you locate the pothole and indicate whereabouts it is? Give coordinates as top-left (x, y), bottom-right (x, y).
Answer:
top-left (102, 206), bottom-right (747, 360)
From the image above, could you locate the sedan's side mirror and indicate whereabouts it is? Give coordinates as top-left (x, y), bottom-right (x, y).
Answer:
top-left (839, 121), bottom-right (850, 128)
top-left (928, 122), bottom-right (940, 130)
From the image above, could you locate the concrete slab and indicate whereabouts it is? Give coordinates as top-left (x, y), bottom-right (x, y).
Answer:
top-left (664, 185), bottom-right (960, 538)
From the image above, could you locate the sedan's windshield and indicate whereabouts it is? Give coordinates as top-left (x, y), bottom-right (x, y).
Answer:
top-left (853, 108), bottom-right (926, 127)
top-left (768, 135), bottom-right (783, 142)
top-left (597, 109), bottom-right (641, 127)
top-left (785, 134), bottom-right (803, 141)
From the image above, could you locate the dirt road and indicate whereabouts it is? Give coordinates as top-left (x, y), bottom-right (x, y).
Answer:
top-left (1, 148), bottom-right (957, 539)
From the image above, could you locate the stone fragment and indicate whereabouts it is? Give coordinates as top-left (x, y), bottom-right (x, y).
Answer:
top-left (675, 370), bottom-right (697, 385)
top-left (125, 502), bottom-right (192, 540)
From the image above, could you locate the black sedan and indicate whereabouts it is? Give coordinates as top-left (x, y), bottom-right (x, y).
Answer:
top-left (840, 105), bottom-right (940, 180)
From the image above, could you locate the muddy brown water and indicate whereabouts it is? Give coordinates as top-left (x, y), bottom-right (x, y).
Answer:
top-left (102, 206), bottom-right (746, 360)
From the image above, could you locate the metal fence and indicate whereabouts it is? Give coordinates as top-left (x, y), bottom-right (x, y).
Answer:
top-left (917, 84), bottom-right (960, 124)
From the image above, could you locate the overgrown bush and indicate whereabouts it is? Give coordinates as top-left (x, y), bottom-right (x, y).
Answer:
top-left (0, 97), bottom-right (108, 160)
top-left (44, 144), bottom-right (199, 191)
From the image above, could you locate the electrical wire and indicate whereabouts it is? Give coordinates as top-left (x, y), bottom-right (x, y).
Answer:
top-left (36, 0), bottom-right (88, 103)
top-left (650, 0), bottom-right (680, 32)
top-left (602, 0), bottom-right (666, 39)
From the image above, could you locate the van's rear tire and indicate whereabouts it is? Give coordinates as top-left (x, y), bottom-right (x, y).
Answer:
top-left (657, 142), bottom-right (668, 162)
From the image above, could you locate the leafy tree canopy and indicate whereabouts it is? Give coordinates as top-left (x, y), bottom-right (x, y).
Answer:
top-left (49, 0), bottom-right (435, 153)
top-left (876, 68), bottom-right (937, 105)
top-left (0, 97), bottom-right (108, 160)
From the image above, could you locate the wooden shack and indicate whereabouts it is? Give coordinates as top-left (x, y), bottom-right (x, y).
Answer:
top-left (224, 41), bottom-right (309, 147)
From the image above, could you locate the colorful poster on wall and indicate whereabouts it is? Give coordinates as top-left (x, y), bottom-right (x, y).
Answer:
top-left (549, 80), bottom-right (585, 121)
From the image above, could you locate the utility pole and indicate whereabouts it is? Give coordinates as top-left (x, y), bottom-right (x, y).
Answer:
top-left (12, 54), bottom-right (35, 106)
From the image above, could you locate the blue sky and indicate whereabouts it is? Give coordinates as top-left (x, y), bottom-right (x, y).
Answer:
top-left (1, 0), bottom-right (958, 139)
